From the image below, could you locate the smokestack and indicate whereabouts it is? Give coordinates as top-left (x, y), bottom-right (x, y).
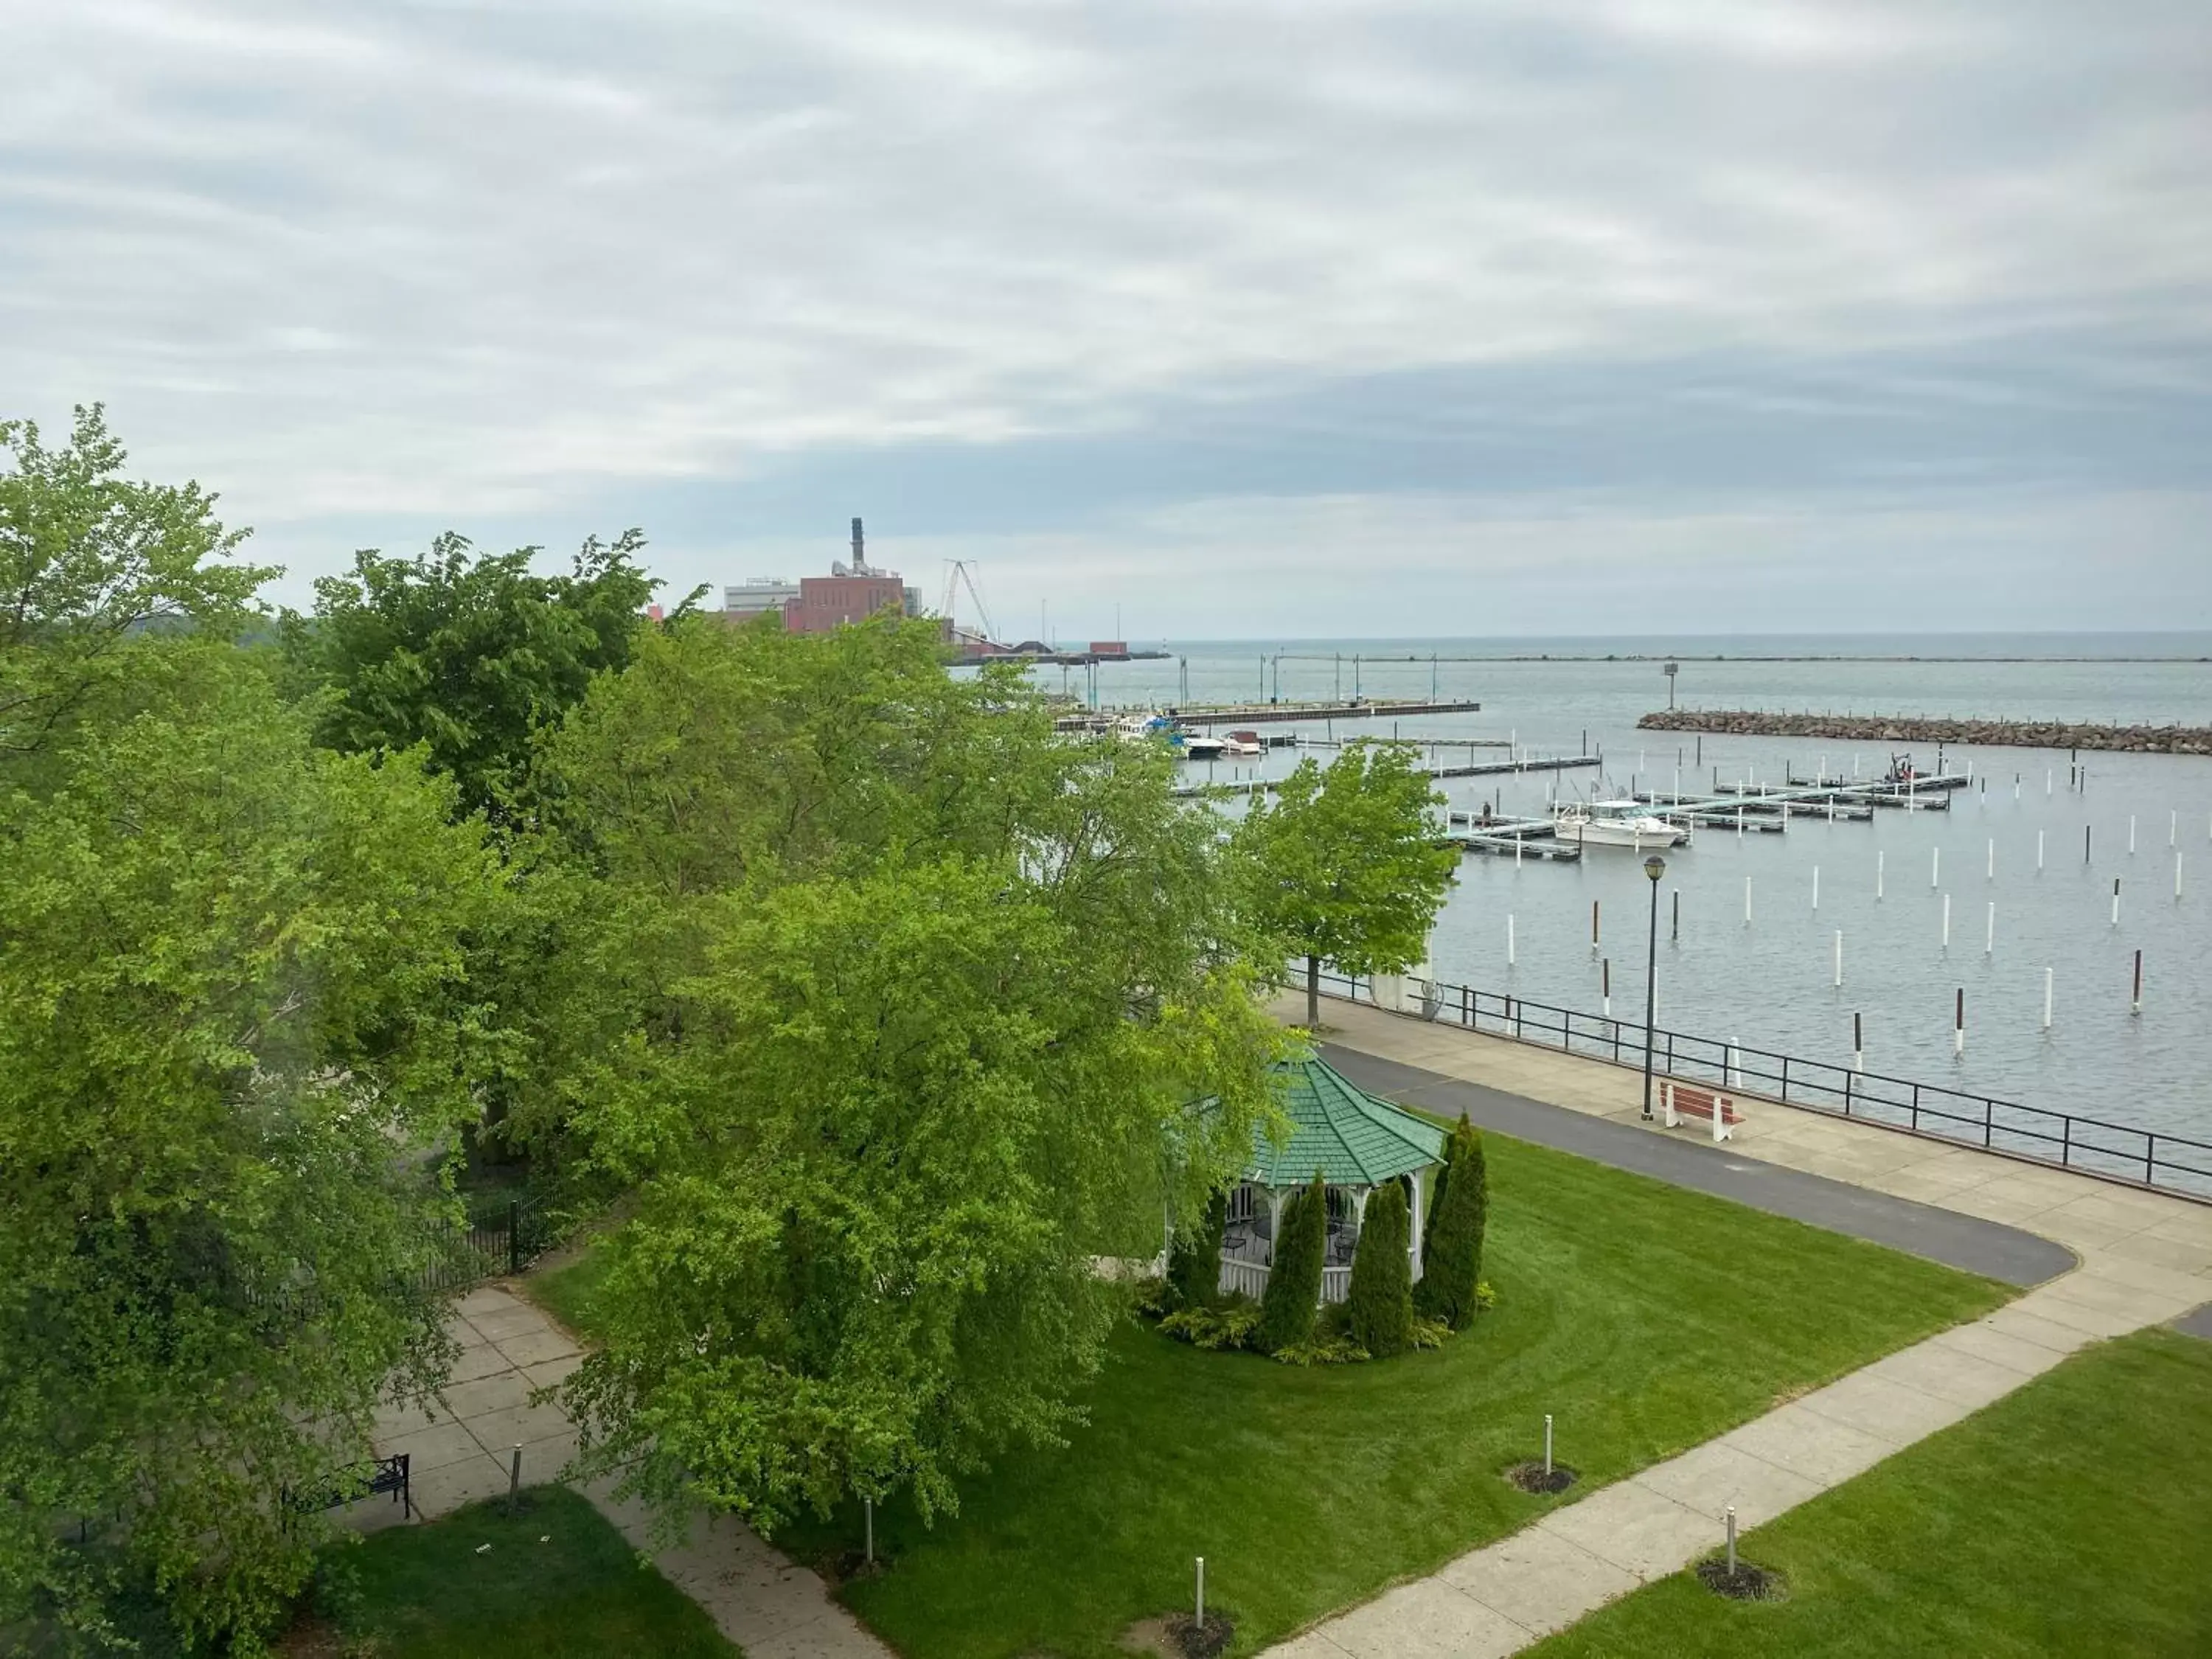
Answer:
top-left (851, 517), bottom-right (864, 568)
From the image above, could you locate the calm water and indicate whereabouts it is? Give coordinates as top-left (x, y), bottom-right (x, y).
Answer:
top-left (1012, 635), bottom-right (2212, 1153)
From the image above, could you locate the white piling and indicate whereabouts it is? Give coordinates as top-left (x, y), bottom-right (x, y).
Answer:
top-left (1833, 929), bottom-right (1843, 987)
top-left (1986, 838), bottom-right (1994, 880)
top-left (2172, 810), bottom-right (2179, 846)
top-left (2046, 768), bottom-right (2053, 796)
top-left (1877, 849), bottom-right (1885, 899)
top-left (2112, 879), bottom-right (2121, 926)
top-left (1942, 893), bottom-right (1951, 948)
top-left (1812, 866), bottom-right (1820, 911)
top-left (2178, 851), bottom-right (2185, 900)
top-left (2043, 967), bottom-right (2053, 1030)
top-left (1744, 876), bottom-right (1752, 925)
top-left (1508, 914), bottom-right (1516, 965)
top-left (1985, 901), bottom-right (1994, 955)
top-left (1544, 1414), bottom-right (1554, 1478)
top-left (1515, 835), bottom-right (1523, 868)
top-left (1955, 990), bottom-right (1965, 1057)
top-left (2129, 815), bottom-right (2137, 855)
top-left (1932, 846), bottom-right (1941, 888)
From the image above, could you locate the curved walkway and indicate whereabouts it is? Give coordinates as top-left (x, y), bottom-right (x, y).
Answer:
top-left (1263, 995), bottom-right (2212, 1658)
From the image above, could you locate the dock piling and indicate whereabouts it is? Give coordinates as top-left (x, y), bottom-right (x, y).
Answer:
top-left (1877, 849), bottom-right (1885, 899)
top-left (1508, 914), bottom-right (1516, 967)
top-left (1955, 989), bottom-right (1964, 1057)
top-left (1942, 893), bottom-right (1951, 949)
top-left (1932, 846), bottom-right (1940, 888)
top-left (2038, 830), bottom-right (2045, 871)
top-left (1985, 901), bottom-right (1994, 956)
top-left (1853, 1010), bottom-right (1863, 1071)
top-left (2132, 950), bottom-right (2143, 1015)
top-left (2112, 877), bottom-right (2121, 926)
top-left (1744, 876), bottom-right (1751, 926)
top-left (2043, 968), bottom-right (2053, 1031)
top-left (1672, 888), bottom-right (1680, 942)
top-left (1812, 865), bottom-right (1820, 911)
top-left (1834, 928), bottom-right (1843, 987)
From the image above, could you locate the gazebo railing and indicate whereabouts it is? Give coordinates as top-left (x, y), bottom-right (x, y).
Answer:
top-left (1214, 1257), bottom-right (1356, 1304)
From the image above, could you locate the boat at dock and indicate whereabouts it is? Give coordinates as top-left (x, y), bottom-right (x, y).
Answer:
top-left (1553, 800), bottom-right (1691, 849)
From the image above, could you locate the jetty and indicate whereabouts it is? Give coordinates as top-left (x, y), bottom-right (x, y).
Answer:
top-left (1060, 698), bottom-right (1483, 733)
top-left (1638, 709), bottom-right (2212, 757)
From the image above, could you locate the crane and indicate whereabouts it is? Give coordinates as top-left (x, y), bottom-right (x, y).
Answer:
top-left (937, 559), bottom-right (997, 644)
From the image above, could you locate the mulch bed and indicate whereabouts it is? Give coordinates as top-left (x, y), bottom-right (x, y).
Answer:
top-left (818, 1548), bottom-right (890, 1587)
top-left (1696, 1557), bottom-right (1787, 1601)
top-left (1506, 1461), bottom-right (1579, 1494)
top-left (1164, 1610), bottom-right (1235, 1658)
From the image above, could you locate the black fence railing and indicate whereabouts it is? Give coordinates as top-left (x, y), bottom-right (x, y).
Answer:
top-left (1315, 968), bottom-right (2212, 1203)
top-left (416, 1196), bottom-right (554, 1295)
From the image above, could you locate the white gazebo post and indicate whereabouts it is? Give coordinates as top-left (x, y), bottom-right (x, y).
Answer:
top-left (1267, 1189), bottom-right (1284, 1266)
top-left (1409, 1173), bottom-right (1425, 1281)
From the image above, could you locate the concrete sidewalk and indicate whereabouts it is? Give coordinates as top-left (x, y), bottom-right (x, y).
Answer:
top-left (1262, 994), bottom-right (2212, 1658)
top-left (366, 1284), bottom-right (891, 1659)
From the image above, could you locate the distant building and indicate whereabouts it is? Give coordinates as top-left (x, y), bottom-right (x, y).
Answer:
top-left (723, 577), bottom-right (799, 622)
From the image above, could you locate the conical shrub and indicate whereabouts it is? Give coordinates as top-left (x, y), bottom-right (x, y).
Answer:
top-left (1166, 1186), bottom-right (1228, 1310)
top-left (1413, 1114), bottom-right (1488, 1329)
top-left (1348, 1180), bottom-right (1413, 1357)
top-left (1257, 1172), bottom-right (1326, 1353)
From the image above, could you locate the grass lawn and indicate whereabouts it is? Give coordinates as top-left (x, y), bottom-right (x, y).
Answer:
top-left (527, 1237), bottom-right (616, 1337)
top-left (742, 1132), bottom-right (2008, 1659)
top-left (321, 1485), bottom-right (736, 1658)
top-left (1526, 1327), bottom-right (2212, 1658)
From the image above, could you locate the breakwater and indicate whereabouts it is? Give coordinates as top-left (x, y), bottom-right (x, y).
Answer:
top-left (1637, 709), bottom-right (2212, 757)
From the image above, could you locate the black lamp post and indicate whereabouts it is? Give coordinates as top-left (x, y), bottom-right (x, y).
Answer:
top-left (1641, 854), bottom-right (1666, 1121)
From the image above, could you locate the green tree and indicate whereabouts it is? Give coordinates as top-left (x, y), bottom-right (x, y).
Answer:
top-left (1257, 1174), bottom-right (1327, 1354)
top-left (544, 617), bottom-right (1285, 1534)
top-left (282, 529), bottom-right (679, 822)
top-left (1415, 1116), bottom-right (1489, 1329)
top-left (1347, 1180), bottom-right (1413, 1357)
top-left (1, 405), bottom-right (274, 783)
top-left (0, 650), bottom-right (501, 1651)
top-left (1234, 740), bottom-right (1458, 1026)
top-left (1166, 1188), bottom-right (1229, 1310)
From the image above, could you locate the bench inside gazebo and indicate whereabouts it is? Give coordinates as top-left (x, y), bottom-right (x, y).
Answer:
top-left (1209, 1056), bottom-right (1445, 1305)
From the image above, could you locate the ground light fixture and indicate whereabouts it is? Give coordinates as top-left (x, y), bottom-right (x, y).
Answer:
top-left (1642, 854), bottom-right (1666, 1121)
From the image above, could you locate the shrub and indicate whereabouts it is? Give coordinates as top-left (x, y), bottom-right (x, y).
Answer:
top-left (1132, 1275), bottom-right (1173, 1318)
top-left (1166, 1186), bottom-right (1229, 1310)
top-left (1158, 1300), bottom-right (1261, 1352)
top-left (1257, 1172), bottom-right (1326, 1353)
top-left (1271, 1335), bottom-right (1368, 1366)
top-left (1414, 1115), bottom-right (1489, 1329)
top-left (1347, 1180), bottom-right (1413, 1357)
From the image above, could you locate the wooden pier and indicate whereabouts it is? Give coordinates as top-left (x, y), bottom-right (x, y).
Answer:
top-left (1063, 698), bottom-right (1485, 733)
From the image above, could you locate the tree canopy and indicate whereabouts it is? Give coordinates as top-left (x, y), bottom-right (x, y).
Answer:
top-left (1233, 740), bottom-right (1459, 1025)
top-left (538, 617), bottom-right (1287, 1531)
top-left (1, 405), bottom-right (274, 785)
top-left (0, 648), bottom-right (500, 1651)
top-left (281, 529), bottom-right (674, 822)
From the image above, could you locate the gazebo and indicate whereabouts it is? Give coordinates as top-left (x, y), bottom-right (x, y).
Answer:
top-left (1207, 1057), bottom-right (1446, 1306)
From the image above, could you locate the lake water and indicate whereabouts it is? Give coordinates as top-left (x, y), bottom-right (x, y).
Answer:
top-left (1014, 634), bottom-right (2212, 1163)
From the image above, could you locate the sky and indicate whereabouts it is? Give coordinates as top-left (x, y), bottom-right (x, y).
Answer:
top-left (4, 0), bottom-right (2210, 641)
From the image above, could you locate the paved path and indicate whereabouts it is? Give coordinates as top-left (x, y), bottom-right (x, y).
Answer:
top-left (369, 1284), bottom-right (891, 1659)
top-left (1262, 994), bottom-right (2212, 1658)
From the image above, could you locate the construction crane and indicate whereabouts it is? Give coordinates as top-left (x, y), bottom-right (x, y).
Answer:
top-left (937, 559), bottom-right (997, 644)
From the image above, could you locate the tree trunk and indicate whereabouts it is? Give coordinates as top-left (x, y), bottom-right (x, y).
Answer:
top-left (1306, 953), bottom-right (1319, 1028)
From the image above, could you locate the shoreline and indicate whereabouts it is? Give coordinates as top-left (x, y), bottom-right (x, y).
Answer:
top-left (1637, 709), bottom-right (2212, 757)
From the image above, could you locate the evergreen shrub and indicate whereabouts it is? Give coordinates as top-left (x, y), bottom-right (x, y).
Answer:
top-left (1347, 1180), bottom-right (1413, 1357)
top-left (1257, 1172), bottom-right (1326, 1353)
top-left (1166, 1186), bottom-right (1229, 1309)
top-left (1414, 1114), bottom-right (1489, 1329)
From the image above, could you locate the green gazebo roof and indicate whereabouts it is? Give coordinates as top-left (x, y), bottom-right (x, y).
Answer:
top-left (1232, 1056), bottom-right (1446, 1189)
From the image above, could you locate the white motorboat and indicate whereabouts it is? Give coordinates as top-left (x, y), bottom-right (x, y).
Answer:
top-left (1180, 734), bottom-right (1228, 761)
top-left (1219, 729), bottom-right (1266, 757)
top-left (1553, 801), bottom-right (1691, 849)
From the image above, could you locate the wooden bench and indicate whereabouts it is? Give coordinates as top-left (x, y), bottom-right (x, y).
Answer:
top-left (1662, 1081), bottom-right (1740, 1141)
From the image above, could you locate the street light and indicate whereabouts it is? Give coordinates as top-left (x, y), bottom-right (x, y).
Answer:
top-left (1641, 854), bottom-right (1666, 1121)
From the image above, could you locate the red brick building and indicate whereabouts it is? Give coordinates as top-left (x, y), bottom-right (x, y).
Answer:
top-left (783, 570), bottom-right (909, 633)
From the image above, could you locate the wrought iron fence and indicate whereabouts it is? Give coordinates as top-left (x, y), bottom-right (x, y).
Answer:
top-left (1315, 968), bottom-right (2212, 1203)
top-left (415, 1195), bottom-right (554, 1294)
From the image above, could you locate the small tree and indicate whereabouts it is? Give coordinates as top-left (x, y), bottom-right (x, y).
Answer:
top-left (1257, 1173), bottom-right (1326, 1352)
top-left (1233, 740), bottom-right (1459, 1026)
top-left (1415, 1116), bottom-right (1489, 1329)
top-left (1348, 1181), bottom-right (1414, 1357)
top-left (1167, 1186), bottom-right (1229, 1309)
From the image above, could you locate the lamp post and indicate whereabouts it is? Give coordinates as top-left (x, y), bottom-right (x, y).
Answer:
top-left (1641, 854), bottom-right (1666, 1121)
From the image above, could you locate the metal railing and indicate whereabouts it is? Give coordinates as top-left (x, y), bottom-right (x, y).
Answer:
top-left (1315, 968), bottom-right (2212, 1203)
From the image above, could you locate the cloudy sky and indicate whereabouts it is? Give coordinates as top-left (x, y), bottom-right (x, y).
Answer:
top-left (4, 1), bottom-right (2209, 640)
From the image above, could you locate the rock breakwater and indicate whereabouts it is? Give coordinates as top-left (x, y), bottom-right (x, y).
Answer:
top-left (1636, 709), bottom-right (2212, 756)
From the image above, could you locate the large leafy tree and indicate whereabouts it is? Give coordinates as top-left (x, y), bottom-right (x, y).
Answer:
top-left (1, 405), bottom-right (274, 785)
top-left (282, 529), bottom-right (678, 822)
top-left (0, 648), bottom-right (501, 1652)
top-left (1233, 739), bottom-right (1459, 1026)
top-left (538, 616), bottom-right (1286, 1532)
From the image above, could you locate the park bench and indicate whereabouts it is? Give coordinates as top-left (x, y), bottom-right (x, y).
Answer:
top-left (286, 1453), bottom-right (411, 1523)
top-left (1661, 1081), bottom-right (1740, 1142)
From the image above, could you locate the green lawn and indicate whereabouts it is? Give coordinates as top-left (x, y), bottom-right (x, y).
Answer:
top-left (1527, 1327), bottom-right (2212, 1658)
top-left (527, 1237), bottom-right (616, 1338)
top-left (323, 1485), bottom-right (736, 1658)
top-left (751, 1133), bottom-right (2009, 1659)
